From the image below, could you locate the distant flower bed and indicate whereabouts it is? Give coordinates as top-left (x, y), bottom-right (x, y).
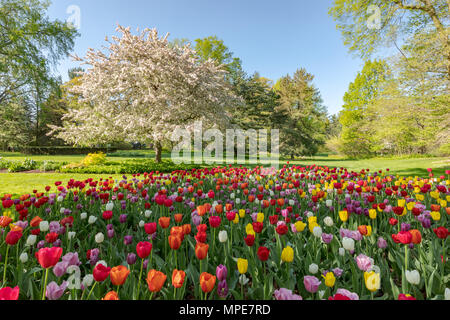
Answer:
top-left (0, 165), bottom-right (449, 300)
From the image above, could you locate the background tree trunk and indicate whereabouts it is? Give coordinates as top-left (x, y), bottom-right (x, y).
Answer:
top-left (155, 141), bottom-right (162, 163)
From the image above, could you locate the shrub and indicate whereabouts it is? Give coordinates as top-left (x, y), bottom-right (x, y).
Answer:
top-left (20, 146), bottom-right (117, 155)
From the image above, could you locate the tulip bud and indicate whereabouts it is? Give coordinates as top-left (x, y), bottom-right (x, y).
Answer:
top-left (95, 233), bottom-right (104, 244)
top-left (26, 235), bottom-right (37, 246)
top-left (342, 237), bottom-right (355, 251)
top-left (218, 230), bottom-right (228, 243)
top-left (323, 216), bottom-right (333, 227)
top-left (405, 270), bottom-right (420, 285)
top-left (39, 221), bottom-right (49, 232)
top-left (19, 252), bottom-right (28, 263)
top-left (309, 263), bottom-right (319, 274)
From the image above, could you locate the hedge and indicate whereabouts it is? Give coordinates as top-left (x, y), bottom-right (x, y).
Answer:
top-left (20, 146), bottom-right (118, 155)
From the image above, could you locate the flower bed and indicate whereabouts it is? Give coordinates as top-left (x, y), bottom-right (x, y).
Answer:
top-left (0, 165), bottom-right (449, 300)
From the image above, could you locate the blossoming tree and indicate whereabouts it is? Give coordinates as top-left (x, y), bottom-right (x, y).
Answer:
top-left (50, 25), bottom-right (238, 162)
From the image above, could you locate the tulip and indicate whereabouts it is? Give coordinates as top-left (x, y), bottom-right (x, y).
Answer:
top-left (172, 269), bottom-right (186, 288)
top-left (364, 271), bottom-right (380, 292)
top-left (405, 270), bottom-right (420, 285)
top-left (323, 216), bottom-right (333, 227)
top-left (36, 247), bottom-right (63, 269)
top-left (303, 276), bottom-right (321, 293)
top-left (110, 265), bottom-right (130, 286)
top-left (335, 288), bottom-right (359, 300)
top-left (309, 263), bottom-right (319, 274)
top-left (136, 242), bottom-right (152, 259)
top-left (46, 281), bottom-right (68, 300)
top-left (0, 286), bottom-right (20, 300)
top-left (195, 243), bottom-right (209, 260)
top-left (39, 221), bottom-right (49, 232)
top-left (281, 246), bottom-right (294, 263)
top-left (237, 258), bottom-right (248, 274)
top-left (313, 226), bottom-right (323, 238)
top-left (199, 272), bottom-right (216, 294)
top-left (322, 271), bottom-right (336, 287)
top-left (217, 280), bottom-right (229, 298)
top-left (87, 216), bottom-right (97, 225)
top-left (274, 288), bottom-right (302, 300)
top-left (93, 263), bottom-right (111, 282)
top-left (377, 237), bottom-right (387, 249)
top-left (147, 270), bottom-right (167, 293)
top-left (257, 246), bottom-right (270, 262)
top-left (218, 230), bottom-right (228, 243)
top-left (355, 254), bottom-right (373, 272)
top-left (168, 234), bottom-right (182, 250)
top-left (342, 237), bottom-right (355, 251)
top-left (102, 291), bottom-right (119, 300)
top-left (398, 293), bottom-right (416, 300)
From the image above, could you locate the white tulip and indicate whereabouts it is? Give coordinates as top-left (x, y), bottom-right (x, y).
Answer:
top-left (82, 274), bottom-right (94, 287)
top-left (306, 211), bottom-right (314, 218)
top-left (57, 196), bottom-right (63, 202)
top-left (39, 221), bottom-right (49, 232)
top-left (235, 198), bottom-right (241, 205)
top-left (445, 288), bottom-right (450, 300)
top-left (68, 232), bottom-right (76, 240)
top-left (342, 237), bottom-right (355, 251)
top-left (324, 216), bottom-right (334, 227)
top-left (289, 200), bottom-right (295, 206)
top-left (105, 202), bottom-right (114, 211)
top-left (339, 248), bottom-right (345, 256)
top-left (145, 210), bottom-right (152, 218)
top-left (88, 216), bottom-right (97, 224)
top-left (313, 226), bottom-right (323, 238)
top-left (60, 207), bottom-right (66, 214)
top-left (405, 270), bottom-right (420, 285)
top-left (218, 230), bottom-right (228, 243)
top-left (139, 220), bottom-right (145, 228)
top-left (309, 263), bottom-right (319, 274)
top-left (26, 235), bottom-right (37, 246)
top-left (19, 252), bottom-right (28, 263)
top-left (230, 193), bottom-right (235, 199)
top-left (319, 290), bottom-right (325, 299)
top-left (80, 212), bottom-right (87, 220)
top-left (269, 190), bottom-right (274, 197)
top-left (95, 232), bottom-right (104, 244)
top-left (254, 199), bottom-right (260, 205)
top-left (325, 200), bottom-right (333, 207)
top-left (239, 274), bottom-right (249, 285)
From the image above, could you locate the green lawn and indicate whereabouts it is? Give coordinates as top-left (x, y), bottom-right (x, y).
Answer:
top-left (0, 150), bottom-right (449, 197)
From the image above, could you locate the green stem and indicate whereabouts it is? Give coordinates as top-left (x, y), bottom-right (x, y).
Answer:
top-left (41, 268), bottom-right (49, 300)
top-left (86, 281), bottom-right (98, 300)
top-left (2, 245), bottom-right (9, 285)
top-left (136, 259), bottom-right (144, 300)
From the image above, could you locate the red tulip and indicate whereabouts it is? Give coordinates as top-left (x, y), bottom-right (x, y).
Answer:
top-left (93, 263), bottom-right (111, 282)
top-left (244, 234), bottom-right (255, 247)
top-left (0, 286), bottom-right (19, 300)
top-left (434, 227), bottom-right (449, 239)
top-left (35, 247), bottom-right (63, 269)
top-left (144, 222), bottom-right (157, 235)
top-left (209, 216), bottom-right (221, 228)
top-left (5, 230), bottom-right (22, 246)
top-left (392, 231), bottom-right (412, 244)
top-left (136, 242), bottom-right (153, 259)
top-left (257, 246), bottom-right (270, 261)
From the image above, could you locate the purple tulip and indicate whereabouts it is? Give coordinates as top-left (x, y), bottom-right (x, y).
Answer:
top-left (355, 254), bottom-right (372, 272)
top-left (53, 261), bottom-right (69, 277)
top-left (124, 235), bottom-right (133, 245)
top-left (303, 276), bottom-right (321, 293)
top-left (62, 252), bottom-right (81, 267)
top-left (46, 281), bottom-right (68, 300)
top-left (377, 237), bottom-right (387, 249)
top-left (216, 265), bottom-right (228, 281)
top-left (274, 288), bottom-right (302, 300)
top-left (127, 253), bottom-right (137, 265)
top-left (107, 229), bottom-right (114, 239)
top-left (217, 280), bottom-right (229, 298)
top-left (336, 288), bottom-right (359, 300)
top-left (321, 233), bottom-right (333, 244)
top-left (120, 214), bottom-right (127, 224)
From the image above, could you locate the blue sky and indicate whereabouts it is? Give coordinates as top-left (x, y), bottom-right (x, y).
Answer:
top-left (47, 0), bottom-right (366, 115)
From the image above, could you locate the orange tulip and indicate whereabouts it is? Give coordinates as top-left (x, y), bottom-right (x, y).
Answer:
top-left (248, 195), bottom-right (255, 203)
top-left (215, 204), bottom-right (223, 214)
top-left (199, 272), bottom-right (216, 293)
top-left (174, 214), bottom-right (183, 223)
top-left (446, 207), bottom-right (450, 215)
top-left (430, 204), bottom-right (440, 212)
top-left (146, 270), bottom-right (167, 293)
top-left (110, 265), bottom-right (130, 286)
top-left (0, 216), bottom-right (13, 228)
top-left (195, 242), bottom-right (209, 260)
top-left (204, 203), bottom-right (212, 212)
top-left (30, 216), bottom-right (43, 228)
top-left (158, 217), bottom-right (171, 229)
top-left (182, 224), bottom-right (191, 235)
top-left (197, 205), bottom-right (207, 217)
top-left (172, 269), bottom-right (186, 288)
top-left (277, 198), bottom-right (285, 207)
top-left (102, 291), bottom-right (119, 300)
top-left (168, 234), bottom-right (182, 250)
top-left (225, 203), bottom-right (233, 212)
top-left (409, 229), bottom-right (422, 244)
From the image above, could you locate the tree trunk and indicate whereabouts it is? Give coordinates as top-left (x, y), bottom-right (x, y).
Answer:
top-left (155, 141), bottom-right (162, 163)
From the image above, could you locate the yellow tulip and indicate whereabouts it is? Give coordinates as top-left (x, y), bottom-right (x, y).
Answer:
top-left (339, 211), bottom-right (349, 222)
top-left (308, 221), bottom-right (319, 233)
top-left (322, 272), bottom-right (336, 288)
top-left (246, 223), bottom-right (255, 236)
top-left (398, 199), bottom-right (406, 207)
top-left (233, 214), bottom-right (239, 224)
top-left (406, 202), bottom-right (415, 211)
top-left (430, 211), bottom-right (441, 221)
top-left (364, 271), bottom-right (380, 292)
top-left (416, 194), bottom-right (424, 201)
top-left (281, 246), bottom-right (294, 263)
top-left (294, 221), bottom-right (306, 232)
top-left (257, 213), bottom-right (264, 223)
top-left (369, 209), bottom-right (377, 220)
top-left (308, 216), bottom-right (317, 224)
top-left (237, 258), bottom-right (248, 274)
top-left (239, 209), bottom-right (246, 219)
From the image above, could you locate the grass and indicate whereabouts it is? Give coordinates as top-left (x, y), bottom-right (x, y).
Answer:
top-left (0, 150), bottom-right (449, 197)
